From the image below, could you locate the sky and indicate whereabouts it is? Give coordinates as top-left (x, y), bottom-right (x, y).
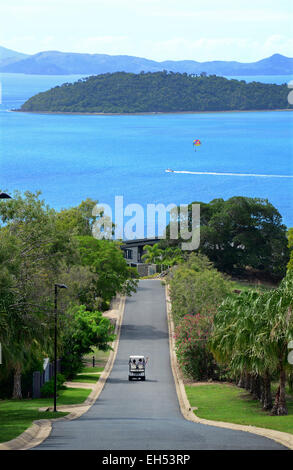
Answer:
top-left (0, 0), bottom-right (292, 62)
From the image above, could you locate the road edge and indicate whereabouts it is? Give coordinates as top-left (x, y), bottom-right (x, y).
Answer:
top-left (0, 295), bottom-right (126, 451)
top-left (165, 283), bottom-right (293, 451)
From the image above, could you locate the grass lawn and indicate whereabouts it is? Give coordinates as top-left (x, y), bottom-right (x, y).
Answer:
top-left (71, 374), bottom-right (100, 383)
top-left (70, 363), bottom-right (104, 383)
top-left (0, 387), bottom-right (91, 444)
top-left (185, 383), bottom-right (293, 435)
top-left (81, 366), bottom-right (104, 373)
top-left (231, 280), bottom-right (273, 292)
top-left (83, 348), bottom-right (110, 367)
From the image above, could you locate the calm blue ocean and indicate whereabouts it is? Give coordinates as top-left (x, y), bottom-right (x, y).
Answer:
top-left (0, 73), bottom-right (292, 233)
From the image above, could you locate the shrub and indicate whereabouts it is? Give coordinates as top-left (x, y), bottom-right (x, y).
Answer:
top-left (40, 373), bottom-right (66, 398)
top-left (169, 253), bottom-right (232, 380)
top-left (170, 256), bottom-right (231, 325)
top-left (175, 313), bottom-right (219, 381)
top-left (61, 353), bottom-right (84, 380)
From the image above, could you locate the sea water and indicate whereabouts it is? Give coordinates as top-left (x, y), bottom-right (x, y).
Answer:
top-left (0, 73), bottom-right (292, 233)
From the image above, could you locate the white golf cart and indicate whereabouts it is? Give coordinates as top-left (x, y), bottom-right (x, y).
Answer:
top-left (128, 355), bottom-right (147, 381)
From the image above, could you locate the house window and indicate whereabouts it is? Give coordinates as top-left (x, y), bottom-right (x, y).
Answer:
top-left (124, 249), bottom-right (133, 260)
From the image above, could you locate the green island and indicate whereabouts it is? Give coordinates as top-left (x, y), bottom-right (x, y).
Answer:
top-left (19, 71), bottom-right (292, 114)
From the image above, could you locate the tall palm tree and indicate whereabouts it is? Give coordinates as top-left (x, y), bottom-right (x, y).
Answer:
top-left (253, 274), bottom-right (293, 415)
top-left (1, 288), bottom-right (53, 399)
top-left (210, 291), bottom-right (273, 410)
top-left (142, 243), bottom-right (163, 265)
top-left (161, 247), bottom-right (184, 269)
top-left (210, 273), bottom-right (293, 415)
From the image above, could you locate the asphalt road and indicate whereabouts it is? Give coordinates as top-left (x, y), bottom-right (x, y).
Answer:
top-left (36, 280), bottom-right (285, 450)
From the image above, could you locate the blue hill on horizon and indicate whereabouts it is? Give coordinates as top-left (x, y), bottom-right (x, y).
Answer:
top-left (0, 46), bottom-right (292, 76)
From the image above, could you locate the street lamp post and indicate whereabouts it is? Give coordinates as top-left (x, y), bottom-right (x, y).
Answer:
top-left (54, 283), bottom-right (68, 412)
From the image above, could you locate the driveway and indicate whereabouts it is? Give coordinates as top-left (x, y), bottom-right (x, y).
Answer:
top-left (36, 280), bottom-right (285, 450)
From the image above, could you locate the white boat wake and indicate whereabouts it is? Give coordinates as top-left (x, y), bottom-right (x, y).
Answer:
top-left (165, 170), bottom-right (293, 178)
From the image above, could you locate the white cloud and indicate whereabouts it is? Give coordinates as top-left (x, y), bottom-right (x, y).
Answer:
top-left (76, 36), bottom-right (129, 54)
top-left (263, 34), bottom-right (293, 50)
top-left (1, 1), bottom-right (292, 61)
top-left (145, 8), bottom-right (290, 22)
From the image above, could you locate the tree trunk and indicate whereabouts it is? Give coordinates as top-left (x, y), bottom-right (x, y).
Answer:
top-left (237, 374), bottom-right (245, 388)
top-left (244, 373), bottom-right (251, 391)
top-left (257, 375), bottom-right (262, 400)
top-left (260, 376), bottom-right (265, 404)
top-left (288, 374), bottom-right (293, 393)
top-left (271, 366), bottom-right (288, 416)
top-left (12, 364), bottom-right (22, 399)
top-left (271, 385), bottom-right (280, 415)
top-left (249, 375), bottom-right (256, 395)
top-left (277, 368), bottom-right (288, 415)
top-left (252, 374), bottom-right (262, 400)
top-left (261, 371), bottom-right (273, 410)
top-left (244, 373), bottom-right (248, 390)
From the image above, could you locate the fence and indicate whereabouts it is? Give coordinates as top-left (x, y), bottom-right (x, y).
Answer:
top-left (32, 358), bottom-right (61, 398)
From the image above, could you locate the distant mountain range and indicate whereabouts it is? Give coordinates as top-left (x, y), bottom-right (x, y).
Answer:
top-left (1, 46), bottom-right (293, 76)
top-left (0, 46), bottom-right (29, 68)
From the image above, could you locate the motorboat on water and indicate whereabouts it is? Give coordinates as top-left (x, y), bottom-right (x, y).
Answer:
top-left (165, 168), bottom-right (174, 173)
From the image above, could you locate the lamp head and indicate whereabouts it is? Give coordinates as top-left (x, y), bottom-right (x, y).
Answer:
top-left (0, 192), bottom-right (11, 199)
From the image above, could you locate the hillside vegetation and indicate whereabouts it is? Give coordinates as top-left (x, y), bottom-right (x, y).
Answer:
top-left (19, 71), bottom-right (292, 113)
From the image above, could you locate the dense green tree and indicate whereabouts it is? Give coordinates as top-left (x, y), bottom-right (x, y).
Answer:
top-left (56, 198), bottom-right (98, 236)
top-left (77, 236), bottom-right (138, 309)
top-left (163, 196), bottom-right (289, 277)
top-left (60, 305), bottom-right (115, 379)
top-left (0, 191), bottom-right (73, 397)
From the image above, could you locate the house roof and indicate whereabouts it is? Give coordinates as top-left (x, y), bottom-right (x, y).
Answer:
top-left (120, 237), bottom-right (160, 249)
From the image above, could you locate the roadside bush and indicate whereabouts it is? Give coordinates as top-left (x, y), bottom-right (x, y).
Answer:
top-left (61, 353), bottom-right (84, 380)
top-left (40, 373), bottom-right (66, 398)
top-left (175, 313), bottom-right (219, 380)
top-left (169, 253), bottom-right (233, 380)
top-left (170, 254), bottom-right (231, 325)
